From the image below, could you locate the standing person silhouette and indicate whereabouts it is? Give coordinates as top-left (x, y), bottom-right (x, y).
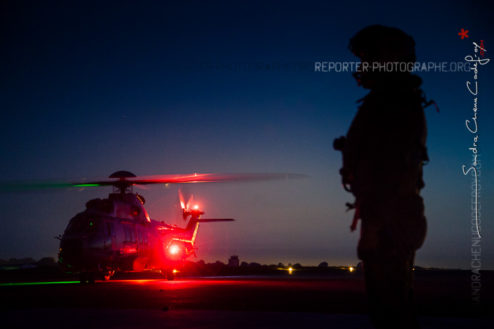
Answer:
top-left (335, 25), bottom-right (431, 329)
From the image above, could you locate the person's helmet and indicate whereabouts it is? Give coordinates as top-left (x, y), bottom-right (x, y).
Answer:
top-left (349, 25), bottom-right (416, 63)
top-left (349, 25), bottom-right (417, 88)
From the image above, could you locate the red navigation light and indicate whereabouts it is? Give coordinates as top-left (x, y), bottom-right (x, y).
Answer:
top-left (121, 246), bottom-right (137, 254)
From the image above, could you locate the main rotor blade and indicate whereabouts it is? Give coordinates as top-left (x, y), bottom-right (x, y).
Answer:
top-left (178, 188), bottom-right (186, 209)
top-left (0, 181), bottom-right (105, 192)
top-left (124, 173), bottom-right (307, 185)
top-left (0, 173), bottom-right (306, 192)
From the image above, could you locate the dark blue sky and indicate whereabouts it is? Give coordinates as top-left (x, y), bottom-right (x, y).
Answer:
top-left (1, 0), bottom-right (493, 268)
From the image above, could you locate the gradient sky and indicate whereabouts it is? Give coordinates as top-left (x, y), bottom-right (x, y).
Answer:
top-left (0, 0), bottom-right (492, 269)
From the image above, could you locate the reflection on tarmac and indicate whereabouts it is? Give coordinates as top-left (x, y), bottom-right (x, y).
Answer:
top-left (0, 280), bottom-right (80, 287)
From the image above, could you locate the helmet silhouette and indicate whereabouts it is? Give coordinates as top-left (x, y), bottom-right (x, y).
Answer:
top-left (349, 25), bottom-right (416, 63)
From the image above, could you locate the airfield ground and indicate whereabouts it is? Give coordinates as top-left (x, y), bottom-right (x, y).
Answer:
top-left (1, 269), bottom-right (492, 329)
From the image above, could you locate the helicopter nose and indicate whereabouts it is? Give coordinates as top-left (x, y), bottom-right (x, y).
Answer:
top-left (59, 238), bottom-right (83, 265)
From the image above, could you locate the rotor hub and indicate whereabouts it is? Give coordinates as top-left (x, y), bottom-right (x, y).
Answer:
top-left (109, 171), bottom-right (136, 194)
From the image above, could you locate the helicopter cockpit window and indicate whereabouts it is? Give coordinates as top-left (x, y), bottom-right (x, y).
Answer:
top-left (65, 214), bottom-right (100, 234)
top-left (85, 199), bottom-right (114, 214)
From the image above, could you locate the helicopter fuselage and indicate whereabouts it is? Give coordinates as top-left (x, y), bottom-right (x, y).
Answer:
top-left (58, 193), bottom-right (198, 281)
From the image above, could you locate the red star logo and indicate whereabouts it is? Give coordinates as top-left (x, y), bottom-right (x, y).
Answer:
top-left (458, 28), bottom-right (469, 39)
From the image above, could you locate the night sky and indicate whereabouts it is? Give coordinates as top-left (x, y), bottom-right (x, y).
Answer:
top-left (1, 0), bottom-right (493, 269)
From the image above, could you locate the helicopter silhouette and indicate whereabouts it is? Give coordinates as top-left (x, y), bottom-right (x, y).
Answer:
top-left (43, 170), bottom-right (299, 283)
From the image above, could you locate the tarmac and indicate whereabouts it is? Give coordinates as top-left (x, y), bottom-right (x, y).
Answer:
top-left (1, 275), bottom-right (492, 329)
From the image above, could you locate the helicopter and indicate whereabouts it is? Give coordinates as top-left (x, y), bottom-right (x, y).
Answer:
top-left (43, 170), bottom-right (299, 283)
